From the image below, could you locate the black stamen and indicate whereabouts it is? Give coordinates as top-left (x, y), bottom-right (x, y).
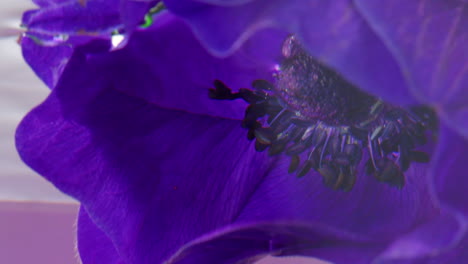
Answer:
top-left (209, 36), bottom-right (437, 191)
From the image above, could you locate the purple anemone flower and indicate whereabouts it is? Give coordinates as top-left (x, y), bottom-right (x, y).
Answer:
top-left (16, 0), bottom-right (467, 264)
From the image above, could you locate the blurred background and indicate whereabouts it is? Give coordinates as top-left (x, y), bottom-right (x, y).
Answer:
top-left (0, 1), bottom-right (80, 263)
top-left (0, 1), bottom-right (326, 264)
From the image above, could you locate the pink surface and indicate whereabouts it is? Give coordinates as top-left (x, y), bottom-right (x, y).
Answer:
top-left (0, 202), bottom-right (79, 264)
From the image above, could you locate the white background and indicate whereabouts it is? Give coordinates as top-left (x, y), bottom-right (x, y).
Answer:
top-left (0, 0), bottom-right (76, 203)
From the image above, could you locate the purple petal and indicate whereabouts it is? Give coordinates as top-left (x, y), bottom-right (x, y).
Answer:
top-left (17, 30), bottom-right (440, 263)
top-left (20, 34), bottom-right (111, 89)
top-left (375, 212), bottom-right (466, 262)
top-left (32, 0), bottom-right (64, 7)
top-left (119, 0), bottom-right (160, 34)
top-left (24, 0), bottom-right (159, 38)
top-left (18, 9), bottom-right (464, 264)
top-left (20, 34), bottom-right (73, 88)
top-left (354, 0), bottom-right (468, 138)
top-left (167, 223), bottom-right (386, 264)
top-left (423, 234), bottom-right (468, 264)
top-left (77, 207), bottom-right (124, 264)
top-left (375, 124), bottom-right (468, 262)
top-left (17, 85), bottom-right (436, 262)
top-left (21, 0), bottom-right (157, 88)
top-left (87, 13), bottom-right (285, 120)
top-left (432, 124), bottom-right (468, 217)
top-left (23, 1), bottom-right (121, 37)
top-left (376, 234), bottom-right (468, 264)
top-left (164, 0), bottom-right (416, 105)
top-left (78, 208), bottom-right (386, 264)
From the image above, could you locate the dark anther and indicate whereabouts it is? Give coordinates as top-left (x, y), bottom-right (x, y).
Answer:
top-left (297, 161), bottom-right (314, 178)
top-left (343, 144), bottom-right (362, 165)
top-left (255, 140), bottom-right (270, 151)
top-left (308, 149), bottom-right (322, 170)
top-left (384, 109), bottom-right (406, 121)
top-left (209, 36), bottom-right (437, 191)
top-left (246, 121), bottom-right (261, 140)
top-left (254, 128), bottom-right (274, 145)
top-left (333, 153), bottom-right (352, 166)
top-left (349, 126), bottom-right (368, 141)
top-left (400, 152), bottom-right (411, 172)
top-left (285, 140), bottom-right (311, 156)
top-left (268, 141), bottom-right (287, 156)
top-left (209, 80), bottom-right (242, 100)
top-left (252, 79), bottom-right (274, 91)
top-left (328, 136), bottom-right (341, 155)
top-left (409, 150), bottom-right (430, 163)
top-left (373, 159), bottom-right (405, 188)
top-left (288, 155), bottom-right (300, 173)
top-left (318, 163), bottom-right (356, 191)
top-left (370, 100), bottom-right (384, 115)
top-left (410, 106), bottom-right (438, 130)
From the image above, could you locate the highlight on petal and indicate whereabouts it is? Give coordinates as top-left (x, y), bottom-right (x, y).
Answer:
top-left (164, 0), bottom-right (416, 105)
top-left (20, 34), bottom-right (111, 89)
top-left (20, 34), bottom-right (73, 88)
top-left (376, 234), bottom-right (468, 264)
top-left (20, 0), bottom-right (159, 88)
top-left (23, 0), bottom-right (159, 38)
top-left (32, 0), bottom-right (65, 8)
top-left (375, 212), bottom-right (466, 263)
top-left (77, 13), bottom-right (285, 120)
top-left (22, 1), bottom-right (121, 37)
top-left (354, 0), bottom-right (468, 138)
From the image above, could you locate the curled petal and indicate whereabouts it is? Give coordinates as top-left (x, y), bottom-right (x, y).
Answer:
top-left (376, 234), bottom-right (468, 264)
top-left (354, 0), bottom-right (468, 138)
top-left (167, 222), bottom-right (386, 264)
top-left (21, 0), bottom-right (158, 88)
top-left (65, 13), bottom-right (284, 120)
top-left (164, 0), bottom-right (416, 105)
top-left (431, 124), bottom-right (468, 218)
top-left (32, 0), bottom-right (68, 7)
top-left (22, 1), bottom-right (121, 37)
top-left (24, 0), bottom-right (158, 37)
top-left (375, 212), bottom-right (466, 262)
top-left (20, 34), bottom-right (73, 88)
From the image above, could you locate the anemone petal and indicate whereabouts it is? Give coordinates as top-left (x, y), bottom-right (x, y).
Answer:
top-left (16, 17), bottom-right (440, 263)
top-left (164, 0), bottom-right (416, 105)
top-left (22, 1), bottom-right (121, 37)
top-left (21, 35), bottom-right (73, 88)
top-left (431, 124), bottom-right (468, 218)
top-left (16, 6), bottom-right (465, 264)
top-left (80, 14), bottom-right (285, 120)
top-left (21, 0), bottom-right (159, 88)
top-left (354, 0), bottom-right (468, 139)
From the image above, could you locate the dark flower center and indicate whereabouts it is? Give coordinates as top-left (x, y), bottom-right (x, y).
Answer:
top-left (210, 36), bottom-right (437, 191)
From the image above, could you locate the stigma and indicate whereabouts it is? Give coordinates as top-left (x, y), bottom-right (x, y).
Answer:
top-left (210, 36), bottom-right (437, 191)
